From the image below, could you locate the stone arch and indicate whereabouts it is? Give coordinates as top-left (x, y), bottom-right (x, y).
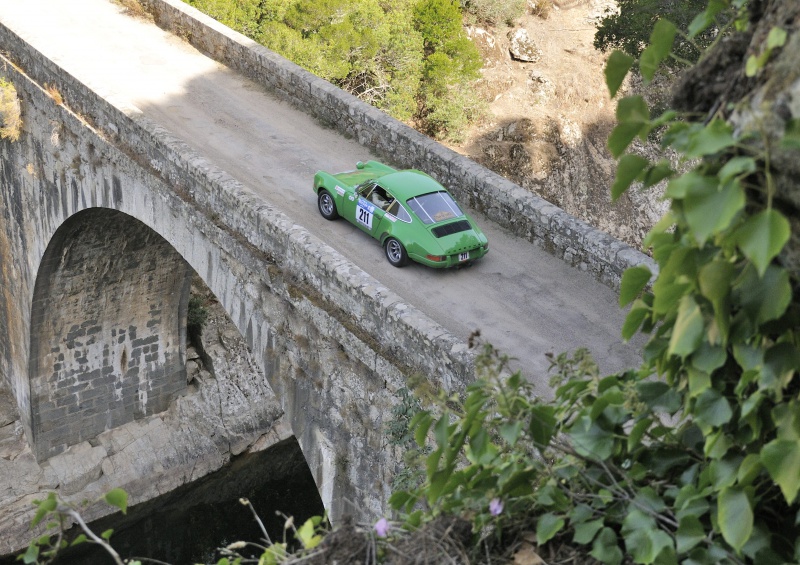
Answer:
top-left (27, 208), bottom-right (191, 461)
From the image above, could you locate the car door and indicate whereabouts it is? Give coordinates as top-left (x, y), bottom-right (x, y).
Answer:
top-left (346, 182), bottom-right (388, 239)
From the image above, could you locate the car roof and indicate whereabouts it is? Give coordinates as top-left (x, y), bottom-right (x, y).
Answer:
top-left (377, 170), bottom-right (446, 201)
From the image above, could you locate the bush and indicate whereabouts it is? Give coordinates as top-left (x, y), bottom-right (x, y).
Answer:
top-left (390, 3), bottom-right (800, 563)
top-left (460, 0), bottom-right (527, 26)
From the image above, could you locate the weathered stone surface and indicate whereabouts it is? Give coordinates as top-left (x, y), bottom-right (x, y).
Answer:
top-left (0, 295), bottom-right (287, 556)
top-left (508, 28), bottom-right (542, 63)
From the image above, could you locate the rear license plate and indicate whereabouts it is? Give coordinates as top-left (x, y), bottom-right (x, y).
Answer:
top-left (458, 252), bottom-right (470, 262)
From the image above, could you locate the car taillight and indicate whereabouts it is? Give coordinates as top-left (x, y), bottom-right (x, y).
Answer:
top-left (426, 254), bottom-right (445, 262)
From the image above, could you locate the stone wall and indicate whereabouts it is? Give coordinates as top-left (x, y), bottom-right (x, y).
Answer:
top-left (141, 0), bottom-right (656, 288)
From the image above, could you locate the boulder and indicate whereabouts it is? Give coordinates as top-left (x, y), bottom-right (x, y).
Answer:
top-left (507, 28), bottom-right (542, 63)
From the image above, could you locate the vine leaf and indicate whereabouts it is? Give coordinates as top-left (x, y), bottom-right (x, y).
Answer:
top-left (735, 209), bottom-right (790, 277)
top-left (762, 439), bottom-right (800, 504)
top-left (619, 265), bottom-right (652, 306)
top-left (104, 488), bottom-right (128, 514)
top-left (684, 179), bottom-right (744, 245)
top-left (609, 96), bottom-right (649, 157)
top-left (640, 20), bottom-right (677, 81)
top-left (536, 512), bottom-right (565, 545)
top-left (612, 154), bottom-right (649, 200)
top-left (668, 295), bottom-right (704, 358)
top-left (605, 50), bottom-right (634, 98)
top-left (718, 487), bottom-right (753, 551)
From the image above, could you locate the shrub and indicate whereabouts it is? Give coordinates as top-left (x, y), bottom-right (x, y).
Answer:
top-left (391, 3), bottom-right (800, 563)
top-left (460, 0), bottom-right (527, 26)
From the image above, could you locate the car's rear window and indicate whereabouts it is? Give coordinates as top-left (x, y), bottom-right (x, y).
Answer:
top-left (406, 191), bottom-right (464, 225)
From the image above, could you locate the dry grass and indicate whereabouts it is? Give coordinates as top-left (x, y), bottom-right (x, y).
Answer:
top-left (44, 83), bottom-right (63, 105)
top-left (530, 0), bottom-right (554, 19)
top-left (114, 0), bottom-right (153, 20)
top-left (0, 78), bottom-right (21, 141)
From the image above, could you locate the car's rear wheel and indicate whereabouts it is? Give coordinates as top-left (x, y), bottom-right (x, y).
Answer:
top-left (317, 189), bottom-right (339, 220)
top-left (384, 237), bottom-right (409, 267)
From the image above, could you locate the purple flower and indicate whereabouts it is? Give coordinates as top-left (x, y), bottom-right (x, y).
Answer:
top-left (489, 498), bottom-right (504, 516)
top-left (374, 517), bottom-right (390, 537)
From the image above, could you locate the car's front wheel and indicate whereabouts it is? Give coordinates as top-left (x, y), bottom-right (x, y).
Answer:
top-left (384, 237), bottom-right (409, 267)
top-left (317, 189), bottom-right (339, 220)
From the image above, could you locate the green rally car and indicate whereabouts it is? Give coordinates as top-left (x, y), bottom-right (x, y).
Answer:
top-left (313, 161), bottom-right (489, 268)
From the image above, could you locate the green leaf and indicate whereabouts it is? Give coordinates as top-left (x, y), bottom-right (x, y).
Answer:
top-left (762, 439), bottom-right (800, 504)
top-left (620, 266), bottom-right (652, 307)
top-left (296, 518), bottom-right (322, 549)
top-left (605, 50), bottom-right (634, 98)
top-left (574, 518), bottom-right (605, 545)
top-left (101, 529), bottom-right (114, 541)
top-left (70, 534), bottom-right (88, 547)
top-left (528, 404), bottom-right (556, 447)
top-left (664, 171), bottom-right (717, 200)
top-left (413, 413), bottom-right (433, 447)
top-left (718, 487), bottom-right (753, 551)
top-left (622, 300), bottom-right (649, 341)
top-left (21, 544), bottom-right (40, 564)
top-left (668, 295), bottom-right (705, 359)
top-left (688, 0), bottom-right (727, 37)
top-left (570, 415), bottom-right (615, 460)
top-left (698, 260), bottom-right (735, 341)
top-left (685, 119), bottom-right (735, 159)
top-left (591, 528), bottom-right (623, 565)
top-left (640, 161), bottom-right (673, 190)
top-left (767, 26), bottom-right (787, 49)
top-left (684, 178), bottom-right (745, 245)
top-left (609, 96), bottom-right (650, 157)
top-left (628, 418), bottom-right (652, 451)
top-left (536, 512), bottom-right (565, 545)
top-left (31, 493), bottom-right (57, 527)
top-left (500, 421), bottom-right (523, 447)
top-left (639, 20), bottom-right (676, 81)
top-left (735, 209), bottom-right (790, 277)
top-left (434, 414), bottom-right (450, 449)
top-left (718, 156), bottom-right (756, 183)
top-left (612, 154), bottom-right (649, 201)
top-left (676, 515), bottom-right (705, 553)
top-left (694, 388), bottom-right (733, 428)
top-left (735, 264), bottom-right (791, 326)
top-left (637, 382), bottom-right (681, 413)
top-left (104, 488), bottom-right (128, 514)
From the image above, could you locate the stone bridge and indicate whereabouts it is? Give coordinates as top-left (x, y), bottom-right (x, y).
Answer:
top-left (0, 0), bottom-right (653, 550)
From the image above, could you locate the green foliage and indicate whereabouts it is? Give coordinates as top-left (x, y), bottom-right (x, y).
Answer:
top-left (185, 0), bottom-right (485, 140)
top-left (21, 491), bottom-right (328, 565)
top-left (187, 295), bottom-right (209, 337)
top-left (459, 0), bottom-right (527, 26)
top-left (390, 7), bottom-right (800, 562)
top-left (594, 0), bottom-right (718, 64)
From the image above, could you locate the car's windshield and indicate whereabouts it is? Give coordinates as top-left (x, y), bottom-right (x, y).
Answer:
top-left (406, 191), bottom-right (464, 225)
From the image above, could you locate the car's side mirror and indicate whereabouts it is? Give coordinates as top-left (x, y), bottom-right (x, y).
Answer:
top-left (356, 161), bottom-right (365, 170)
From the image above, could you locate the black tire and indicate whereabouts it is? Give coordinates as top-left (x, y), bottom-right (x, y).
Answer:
top-left (384, 237), bottom-right (409, 267)
top-left (317, 189), bottom-right (339, 220)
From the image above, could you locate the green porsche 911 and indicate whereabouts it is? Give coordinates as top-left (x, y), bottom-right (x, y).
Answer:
top-left (313, 160), bottom-right (489, 268)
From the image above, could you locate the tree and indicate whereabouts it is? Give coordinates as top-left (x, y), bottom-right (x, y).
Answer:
top-left (594, 0), bottom-right (713, 62)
